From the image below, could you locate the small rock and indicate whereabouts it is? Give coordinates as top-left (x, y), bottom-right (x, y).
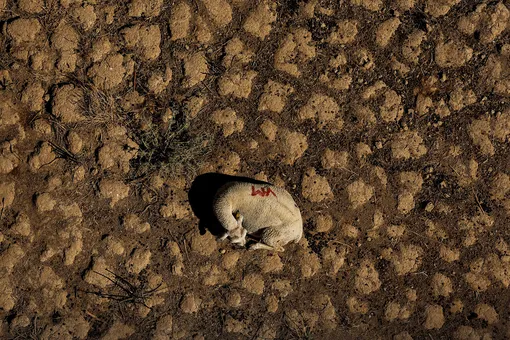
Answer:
top-left (346, 180), bottom-right (374, 209)
top-left (406, 288), bottom-right (417, 302)
top-left (425, 202), bottom-right (434, 212)
top-left (36, 192), bottom-right (56, 212)
top-left (154, 315), bottom-right (173, 337)
top-left (431, 273), bottom-right (453, 297)
top-left (72, 5), bottom-right (97, 31)
top-left (9, 314), bottom-right (30, 330)
top-left (127, 248), bottom-right (151, 274)
top-left (59, 202), bottom-right (82, 219)
top-left (227, 291), bottom-right (241, 308)
top-left (51, 85), bottom-right (84, 122)
top-left (474, 303), bottom-right (498, 325)
top-left (180, 293), bottom-right (200, 313)
top-left (10, 213), bottom-right (31, 237)
top-left (221, 252), bottom-right (240, 270)
top-left (83, 257), bottom-right (112, 288)
top-left (423, 304), bottom-right (444, 330)
top-left (355, 260), bottom-right (381, 295)
top-left (29, 142), bottom-right (56, 171)
top-left (224, 315), bottom-right (246, 334)
top-left (243, 1), bottom-right (277, 39)
top-left (170, 2), bottom-right (191, 40)
top-left (0, 277), bottom-right (15, 311)
top-left (73, 166), bottom-right (86, 182)
top-left (321, 149), bottom-right (348, 170)
top-left (260, 119), bottom-right (278, 141)
top-left (322, 245), bottom-right (347, 276)
top-left (102, 321), bottom-right (134, 340)
top-left (40, 246), bottom-right (57, 262)
top-left (259, 254), bottom-right (283, 273)
top-left (7, 18), bottom-right (41, 43)
top-left (300, 250), bottom-right (321, 278)
top-left (314, 215), bottom-right (333, 233)
top-left (272, 280), bottom-right (293, 298)
top-left (67, 131), bottom-right (83, 154)
top-left (242, 273), bottom-right (265, 295)
top-left (0, 142), bottom-right (19, 175)
top-left (47, 176), bottom-right (62, 191)
top-left (64, 234), bottom-right (83, 266)
top-left (356, 143), bottom-right (372, 160)
top-left (190, 231), bottom-right (217, 256)
top-left (347, 296), bottom-right (369, 314)
top-left (343, 224), bottom-right (359, 238)
top-left (0, 244), bottom-right (25, 273)
top-left (90, 37), bottom-right (111, 62)
top-left (99, 179), bottom-right (130, 207)
top-left (159, 198), bottom-right (190, 220)
top-left (266, 295), bottom-right (278, 313)
top-left (301, 168), bottom-right (333, 202)
top-left (450, 299), bottom-right (464, 314)
top-left (123, 214), bottom-right (150, 233)
top-left (102, 236), bottom-right (125, 256)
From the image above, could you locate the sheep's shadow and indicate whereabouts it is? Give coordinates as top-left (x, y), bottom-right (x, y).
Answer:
top-left (188, 173), bottom-right (270, 237)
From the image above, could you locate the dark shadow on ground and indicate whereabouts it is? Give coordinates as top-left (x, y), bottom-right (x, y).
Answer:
top-left (188, 173), bottom-right (271, 237)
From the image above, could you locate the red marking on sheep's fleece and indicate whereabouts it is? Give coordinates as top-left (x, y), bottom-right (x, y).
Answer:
top-left (251, 186), bottom-right (277, 197)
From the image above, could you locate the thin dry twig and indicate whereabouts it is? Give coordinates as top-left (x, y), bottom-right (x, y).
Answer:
top-left (82, 270), bottom-right (165, 310)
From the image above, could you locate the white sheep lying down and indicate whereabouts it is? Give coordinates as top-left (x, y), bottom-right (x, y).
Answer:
top-left (212, 181), bottom-right (303, 251)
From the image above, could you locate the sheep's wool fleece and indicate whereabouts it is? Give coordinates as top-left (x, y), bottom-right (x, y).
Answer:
top-left (213, 181), bottom-right (303, 237)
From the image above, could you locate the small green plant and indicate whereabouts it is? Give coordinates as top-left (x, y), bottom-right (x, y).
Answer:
top-left (128, 109), bottom-right (211, 181)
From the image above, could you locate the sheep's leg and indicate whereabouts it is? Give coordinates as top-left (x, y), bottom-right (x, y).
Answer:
top-left (228, 214), bottom-right (247, 245)
top-left (250, 223), bottom-right (299, 252)
top-left (249, 242), bottom-right (284, 252)
top-left (217, 212), bottom-right (247, 246)
top-left (230, 229), bottom-right (247, 246)
top-left (217, 233), bottom-right (229, 241)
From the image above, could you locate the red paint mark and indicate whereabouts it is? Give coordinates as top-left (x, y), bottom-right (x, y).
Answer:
top-left (265, 187), bottom-right (277, 197)
top-left (251, 186), bottom-right (277, 197)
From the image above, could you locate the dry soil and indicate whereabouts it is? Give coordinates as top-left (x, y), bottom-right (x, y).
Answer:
top-left (1, 0), bottom-right (510, 339)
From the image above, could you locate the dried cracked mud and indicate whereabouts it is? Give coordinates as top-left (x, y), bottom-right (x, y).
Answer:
top-left (1, 0), bottom-right (510, 339)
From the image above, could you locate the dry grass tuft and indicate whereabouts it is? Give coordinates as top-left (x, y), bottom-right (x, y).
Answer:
top-left (128, 110), bottom-right (212, 181)
top-left (76, 81), bottom-right (123, 128)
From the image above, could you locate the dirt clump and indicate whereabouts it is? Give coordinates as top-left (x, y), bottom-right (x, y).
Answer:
top-left (298, 94), bottom-right (342, 130)
top-left (423, 304), bottom-right (445, 329)
top-left (180, 293), bottom-right (201, 313)
top-left (302, 168), bottom-right (333, 202)
top-left (99, 179), bottom-right (130, 207)
top-left (129, 0), bottom-right (162, 17)
top-left (88, 54), bottom-right (126, 90)
top-left (122, 25), bottom-right (161, 61)
top-left (275, 29), bottom-right (316, 77)
top-left (243, 1), bottom-right (277, 39)
top-left (355, 260), bottom-right (381, 295)
top-left (258, 80), bottom-right (294, 113)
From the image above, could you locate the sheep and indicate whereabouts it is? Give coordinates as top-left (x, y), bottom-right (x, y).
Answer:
top-left (213, 181), bottom-right (303, 251)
